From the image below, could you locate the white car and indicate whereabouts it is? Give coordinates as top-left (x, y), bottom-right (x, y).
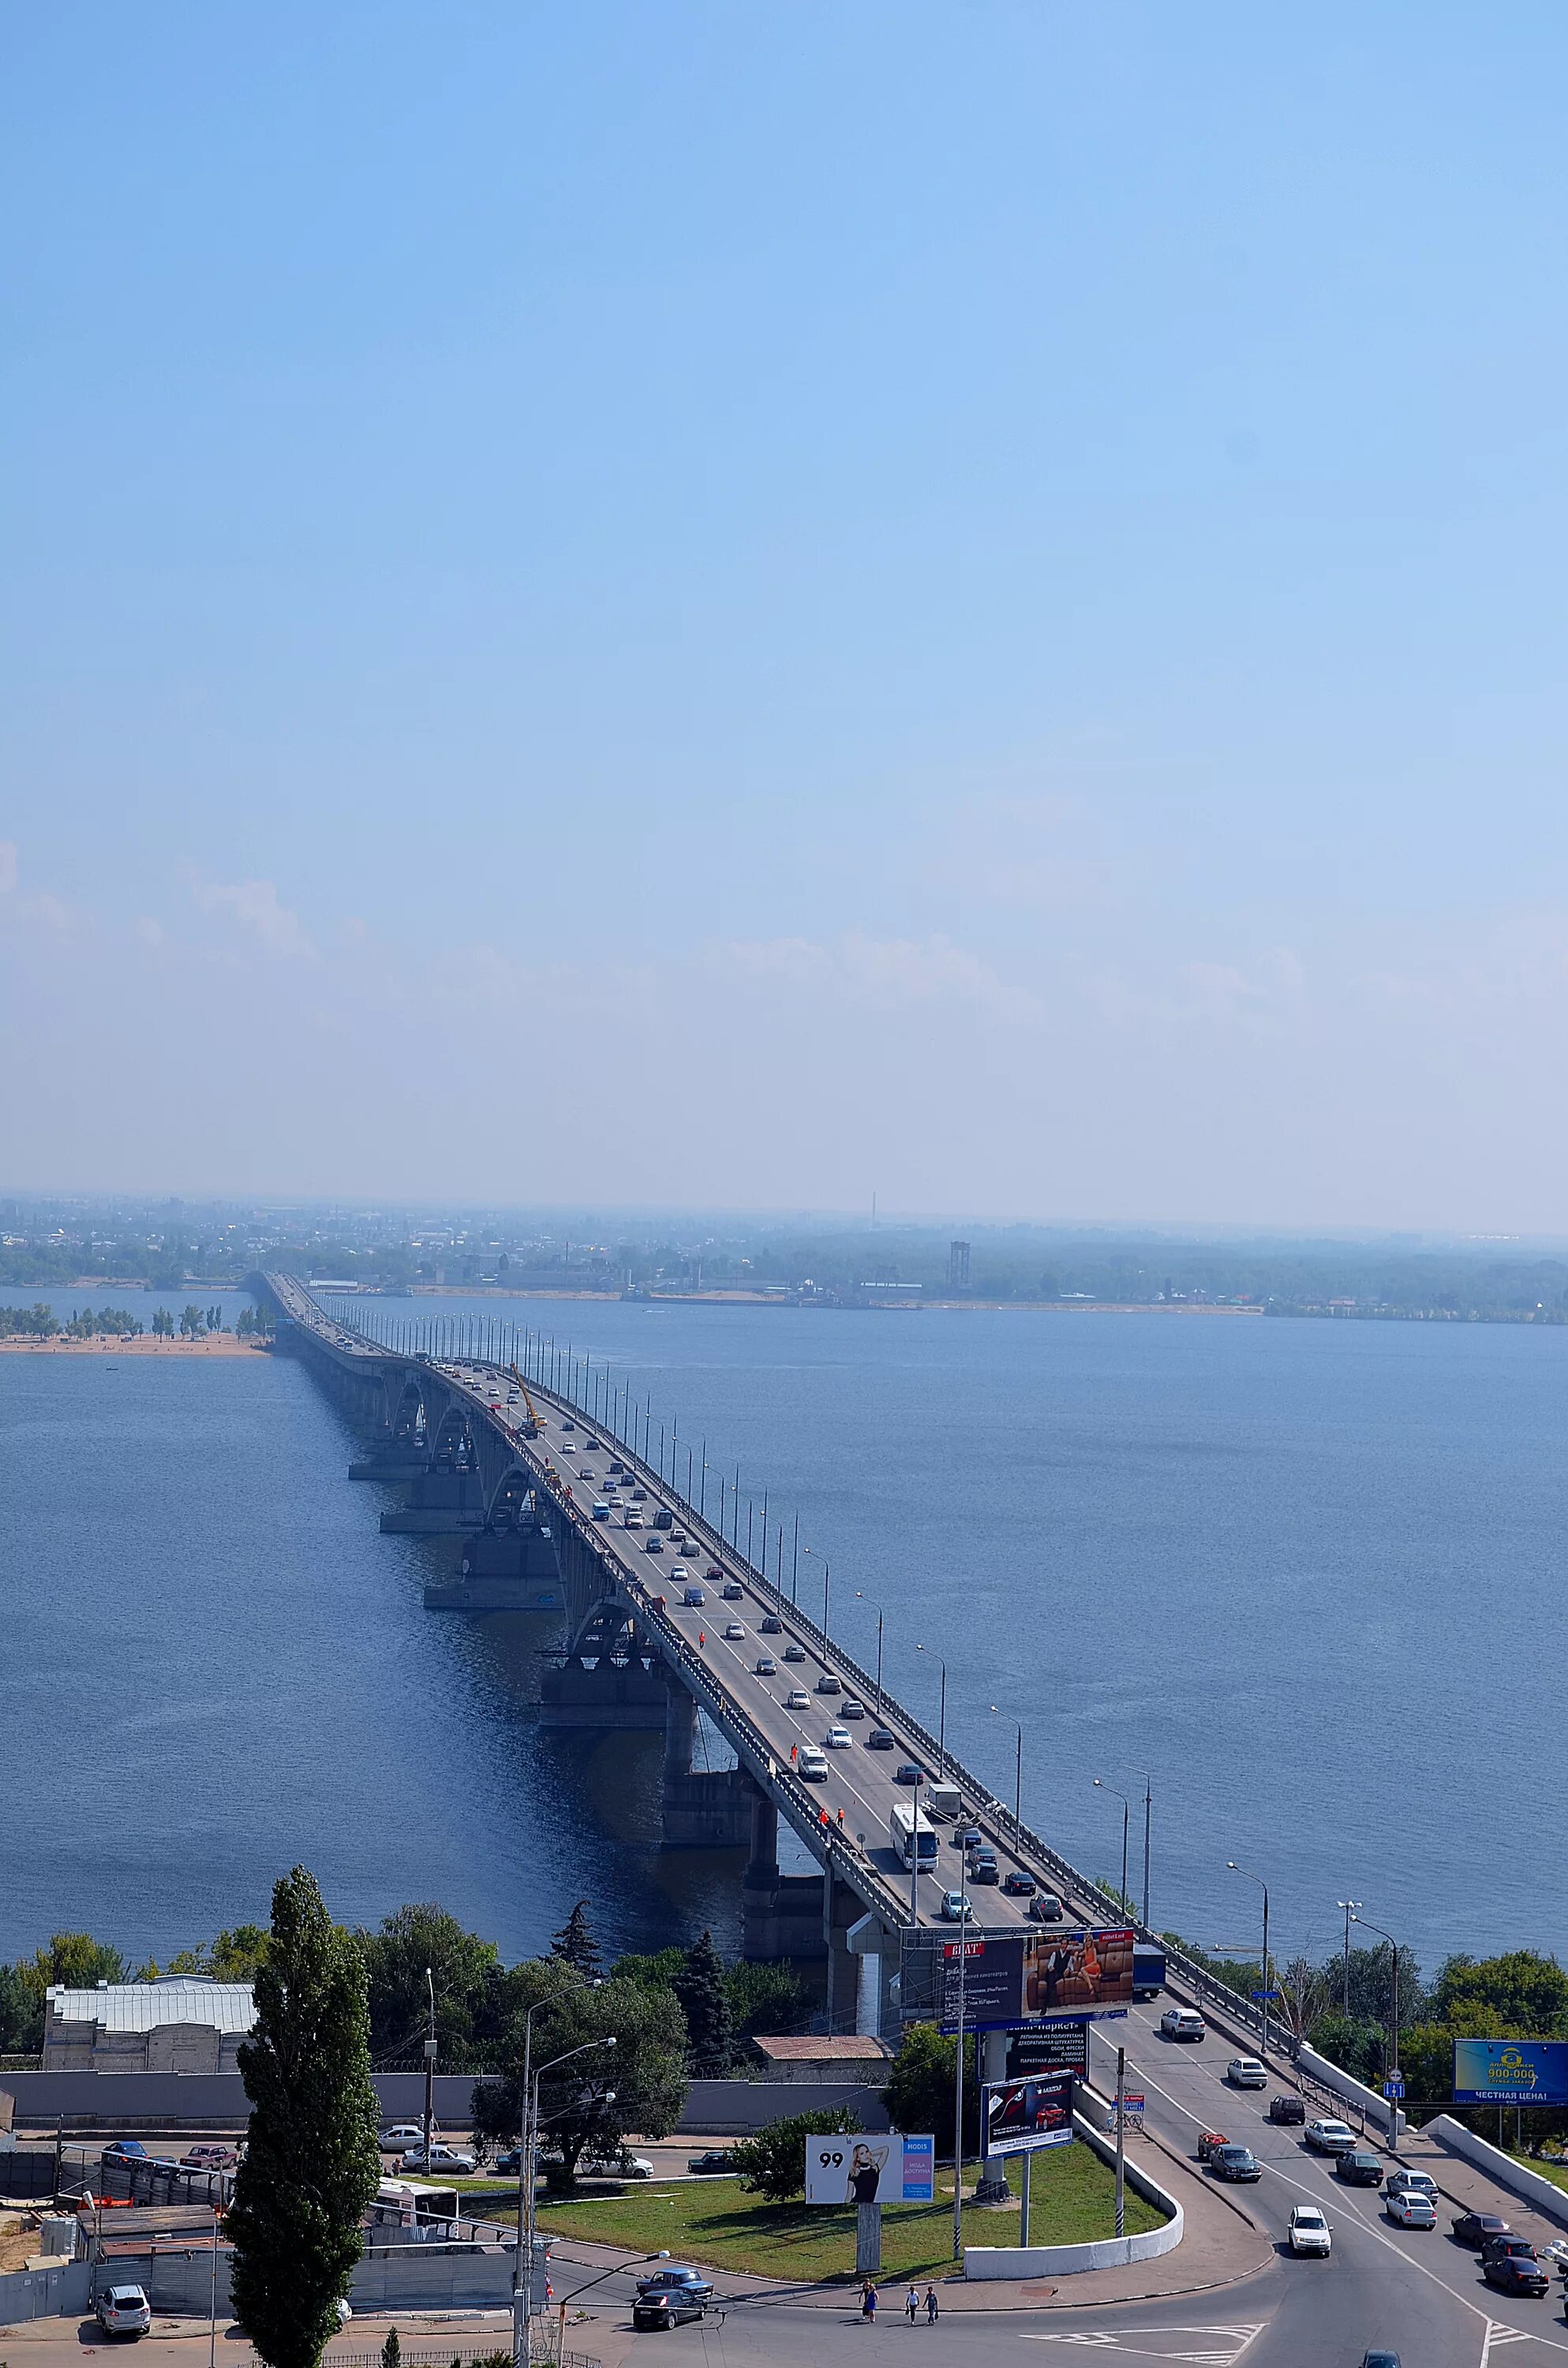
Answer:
top-left (582, 2153), bottom-right (654, 2180)
top-left (941, 1890), bottom-right (974, 1921)
top-left (786, 1688), bottom-right (810, 1708)
top-left (1288, 2205), bottom-right (1331, 2257)
top-left (669, 1564), bottom-right (689, 1581)
top-left (1160, 2006), bottom-right (1206, 2041)
top-left (1385, 2189), bottom-right (1437, 2228)
top-left (378, 2123), bottom-right (426, 2153)
top-left (98, 2286), bottom-right (152, 2337)
top-left (397, 2141), bottom-right (476, 2174)
top-left (825, 1725), bottom-right (852, 1748)
top-left (724, 1621), bottom-right (746, 1639)
top-left (1227, 2056), bottom-right (1268, 2088)
top-left (799, 1748), bottom-right (830, 1781)
top-left (1386, 2168), bottom-right (1437, 2202)
top-left (1303, 2118), bottom-right (1357, 2156)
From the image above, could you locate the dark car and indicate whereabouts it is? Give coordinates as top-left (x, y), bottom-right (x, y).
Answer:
top-left (103, 2140), bottom-right (149, 2164)
top-left (967, 1849), bottom-right (1001, 1884)
top-left (1267, 2095), bottom-right (1306, 2125)
top-left (866, 1727), bottom-right (895, 1749)
top-left (1482, 2234), bottom-right (1540, 2267)
top-left (1484, 2252), bottom-right (1550, 2298)
top-left (895, 1762), bottom-right (924, 1785)
top-left (952, 1825), bottom-right (985, 1853)
top-left (1003, 1870), bottom-right (1038, 1896)
top-left (633, 2289), bottom-right (706, 2330)
top-left (1360, 2355), bottom-right (1401, 2368)
top-left (493, 2149), bottom-right (525, 2175)
top-left (1452, 2212), bottom-right (1513, 2249)
top-left (1027, 1892), bottom-right (1065, 1921)
top-left (687, 2150), bottom-right (732, 2175)
top-left (636, 2268), bottom-right (714, 2303)
top-left (1211, 2145), bottom-right (1261, 2183)
top-left (760, 1614), bottom-right (783, 1634)
top-left (1335, 2151), bottom-right (1385, 2186)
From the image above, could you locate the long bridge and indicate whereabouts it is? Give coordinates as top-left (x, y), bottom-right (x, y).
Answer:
top-left (255, 1272), bottom-right (1259, 2051)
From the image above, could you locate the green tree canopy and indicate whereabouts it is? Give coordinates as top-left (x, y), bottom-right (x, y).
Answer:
top-left (360, 1903), bottom-right (503, 2065)
top-left (227, 1868), bottom-right (381, 2368)
top-left (1429, 1952), bottom-right (1568, 2036)
top-left (885, 2021), bottom-right (981, 2160)
top-left (472, 1965), bottom-right (687, 2185)
top-left (549, 1901), bottom-right (603, 1982)
top-left (25, 1931), bottom-right (128, 1998)
top-left (674, 1931), bottom-right (734, 2075)
top-left (728, 2104), bottom-right (863, 2202)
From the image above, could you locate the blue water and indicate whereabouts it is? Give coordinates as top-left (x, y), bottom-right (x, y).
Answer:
top-left (3, 1287), bottom-right (1564, 1983)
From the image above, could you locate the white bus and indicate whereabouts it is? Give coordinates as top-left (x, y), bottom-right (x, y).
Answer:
top-left (891, 1800), bottom-right (938, 1869)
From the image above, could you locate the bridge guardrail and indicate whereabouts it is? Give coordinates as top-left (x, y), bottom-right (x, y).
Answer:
top-left (273, 1282), bottom-right (1268, 2033)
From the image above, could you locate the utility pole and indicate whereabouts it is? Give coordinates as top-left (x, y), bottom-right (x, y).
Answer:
top-left (1336, 1900), bottom-right (1362, 2016)
top-left (1114, 2048), bottom-right (1126, 2239)
top-left (951, 1929), bottom-right (968, 2261)
top-left (422, 1968), bottom-right (436, 2165)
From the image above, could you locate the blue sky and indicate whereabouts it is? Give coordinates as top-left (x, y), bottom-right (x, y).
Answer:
top-left (4, 3), bottom-right (1568, 1223)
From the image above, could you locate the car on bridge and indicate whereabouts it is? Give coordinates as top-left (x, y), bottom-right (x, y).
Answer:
top-left (645, 1537), bottom-right (664, 1553)
top-left (1210, 2145), bottom-right (1261, 2183)
top-left (941, 1890), bottom-right (973, 1920)
top-left (754, 1654), bottom-right (777, 1675)
top-left (683, 1584), bottom-right (705, 1606)
top-left (784, 1643), bottom-right (806, 1662)
top-left (1452, 2211), bottom-right (1512, 2248)
top-left (1160, 2006), bottom-right (1207, 2042)
top-left (840, 1696), bottom-right (866, 1718)
top-left (825, 1725), bottom-right (852, 1748)
top-left (815, 1673), bottom-right (842, 1694)
top-left (799, 1748), bottom-right (829, 1782)
top-left (1268, 2094), bottom-right (1306, 2124)
top-left (1384, 2169), bottom-right (1437, 2202)
top-left (1484, 2250), bottom-right (1551, 2298)
top-left (952, 1824), bottom-right (983, 1853)
top-left (760, 1613), bottom-right (783, 1633)
top-left (722, 1580), bottom-right (744, 1600)
top-left (1303, 2118), bottom-right (1357, 2156)
top-left (1003, 1869), bottom-right (1037, 1896)
top-left (896, 1762), bottom-right (924, 1785)
top-left (1226, 2057), bottom-right (1268, 2088)
top-left (866, 1726), bottom-right (895, 1748)
top-left (591, 1502), bottom-right (610, 1519)
top-left (1385, 2189), bottom-right (1436, 2228)
top-left (1334, 2150), bottom-right (1385, 2187)
top-left (786, 1688), bottom-right (810, 1707)
top-left (724, 1620), bottom-right (746, 1639)
top-left (670, 1564), bottom-right (690, 1581)
top-left (1027, 1891), bottom-right (1065, 1921)
top-left (967, 1847), bottom-right (1000, 1883)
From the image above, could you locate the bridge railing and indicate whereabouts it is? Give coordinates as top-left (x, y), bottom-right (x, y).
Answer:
top-left (275, 1283), bottom-right (1269, 2033)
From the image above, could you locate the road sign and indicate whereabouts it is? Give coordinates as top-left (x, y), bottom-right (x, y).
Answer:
top-left (1123, 2093), bottom-right (1146, 2112)
top-left (1252, 1989), bottom-right (1279, 2001)
top-left (1383, 2078), bottom-right (1405, 2099)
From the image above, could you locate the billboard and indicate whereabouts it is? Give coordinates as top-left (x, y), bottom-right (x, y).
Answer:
top-left (803, 2132), bottom-right (936, 2205)
top-left (1453, 2040), bottom-right (1568, 2106)
top-left (930, 1928), bottom-right (1136, 2032)
top-left (982, 2073), bottom-right (1075, 2159)
top-left (1008, 2021), bottom-right (1090, 2081)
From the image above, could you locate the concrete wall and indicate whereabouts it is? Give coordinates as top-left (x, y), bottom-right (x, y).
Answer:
top-left (964, 2114), bottom-right (1184, 2280)
top-left (0, 2261), bottom-right (92, 2325)
top-left (1297, 2044), bottom-right (1404, 2140)
top-left (1427, 2115), bottom-right (1568, 2230)
top-left (677, 2080), bottom-right (890, 2134)
top-left (2, 2070), bottom-right (488, 2129)
top-left (80, 2244), bottom-right (517, 2320)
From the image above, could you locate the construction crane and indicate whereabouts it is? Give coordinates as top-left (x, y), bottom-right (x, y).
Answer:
top-left (508, 1362), bottom-right (543, 1438)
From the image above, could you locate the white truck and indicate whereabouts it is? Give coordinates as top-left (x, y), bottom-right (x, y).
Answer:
top-left (891, 1800), bottom-right (938, 1869)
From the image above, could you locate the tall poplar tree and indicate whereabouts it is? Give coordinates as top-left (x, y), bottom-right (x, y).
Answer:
top-left (228, 1868), bottom-right (381, 2368)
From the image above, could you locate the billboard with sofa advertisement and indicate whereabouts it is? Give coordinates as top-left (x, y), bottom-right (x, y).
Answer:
top-left (930, 1928), bottom-right (1136, 2032)
top-left (982, 2072), bottom-right (1076, 2158)
top-left (803, 2132), bottom-right (936, 2205)
top-left (1453, 2040), bottom-right (1568, 2106)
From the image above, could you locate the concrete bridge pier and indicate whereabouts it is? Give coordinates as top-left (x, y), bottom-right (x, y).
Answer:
top-left (380, 1470), bottom-right (485, 1534)
top-left (660, 1677), bottom-right (754, 1848)
top-left (425, 1523), bottom-right (565, 1612)
top-left (538, 1651), bottom-right (668, 1731)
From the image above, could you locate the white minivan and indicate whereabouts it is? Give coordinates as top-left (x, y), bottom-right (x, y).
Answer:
top-left (1160, 2006), bottom-right (1207, 2042)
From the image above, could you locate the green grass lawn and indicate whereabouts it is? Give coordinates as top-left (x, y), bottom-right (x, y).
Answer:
top-left (525, 2150), bottom-right (1162, 2283)
top-left (1508, 2153), bottom-right (1568, 2194)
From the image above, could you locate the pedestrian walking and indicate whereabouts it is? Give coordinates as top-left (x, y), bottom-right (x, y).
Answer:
top-left (861, 2278), bottom-right (878, 2323)
top-left (924, 2284), bottom-right (939, 2325)
top-left (905, 2285), bottom-right (919, 2322)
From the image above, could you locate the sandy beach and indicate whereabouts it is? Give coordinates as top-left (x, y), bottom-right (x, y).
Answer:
top-left (0, 1334), bottom-right (268, 1356)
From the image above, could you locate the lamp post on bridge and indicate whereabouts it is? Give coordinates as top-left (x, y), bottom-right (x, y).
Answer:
top-left (1126, 1768), bottom-right (1153, 1929)
top-left (854, 1591), bottom-right (885, 1711)
top-left (1349, 1910), bottom-right (1402, 2154)
top-left (989, 1706), bottom-right (1022, 1825)
top-left (1335, 1898), bottom-right (1362, 2017)
top-left (915, 1643), bottom-right (946, 1759)
top-left (1226, 1860), bottom-right (1270, 2060)
top-left (1094, 1778), bottom-right (1132, 1913)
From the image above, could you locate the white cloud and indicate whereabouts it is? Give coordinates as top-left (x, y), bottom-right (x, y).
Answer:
top-left (714, 931), bottom-right (1050, 1028)
top-left (190, 877), bottom-right (314, 957)
top-left (135, 916), bottom-right (165, 947)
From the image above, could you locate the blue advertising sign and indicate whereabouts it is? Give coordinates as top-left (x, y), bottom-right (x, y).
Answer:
top-left (1453, 2040), bottom-right (1568, 2107)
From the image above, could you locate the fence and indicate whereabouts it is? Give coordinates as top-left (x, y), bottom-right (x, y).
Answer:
top-left (0, 2261), bottom-right (92, 2325)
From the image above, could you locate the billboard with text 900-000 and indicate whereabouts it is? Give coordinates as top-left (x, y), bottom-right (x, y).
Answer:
top-left (1453, 2040), bottom-right (1568, 2106)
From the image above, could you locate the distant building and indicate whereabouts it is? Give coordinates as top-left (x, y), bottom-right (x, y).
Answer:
top-left (947, 1240), bottom-right (971, 1288)
top-left (750, 2033), bottom-right (893, 2085)
top-left (43, 1977), bottom-right (256, 2072)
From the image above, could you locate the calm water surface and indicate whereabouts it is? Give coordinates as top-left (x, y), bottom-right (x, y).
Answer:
top-left (3, 1290), bottom-right (1564, 1980)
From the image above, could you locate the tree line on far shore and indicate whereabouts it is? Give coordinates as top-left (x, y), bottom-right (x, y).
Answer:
top-left (0, 1301), bottom-right (268, 1340)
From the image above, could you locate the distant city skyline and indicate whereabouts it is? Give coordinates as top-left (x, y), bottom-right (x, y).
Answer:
top-left (5, 6), bottom-right (1567, 1226)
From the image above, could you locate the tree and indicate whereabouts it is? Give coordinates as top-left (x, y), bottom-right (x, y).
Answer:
top-left (675, 1932), bottom-right (734, 2075)
top-left (361, 1903), bottom-right (502, 2064)
top-left (885, 2021), bottom-right (981, 2160)
top-left (180, 1304), bottom-right (206, 1339)
top-left (549, 1901), bottom-right (603, 1983)
top-left (27, 1931), bottom-right (128, 1996)
top-left (0, 1961), bottom-right (43, 2052)
top-left (727, 2104), bottom-right (863, 2202)
top-left (226, 1868), bottom-right (381, 2368)
top-left (210, 1925), bottom-right (272, 1982)
top-left (380, 2332), bottom-right (400, 2368)
top-left (472, 1966), bottom-right (687, 2186)
top-left (724, 1959), bottom-right (809, 2044)
top-left (1429, 1952), bottom-right (1568, 2036)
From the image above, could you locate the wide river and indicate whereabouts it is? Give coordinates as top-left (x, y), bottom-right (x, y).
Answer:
top-left (3, 1289), bottom-right (1563, 1982)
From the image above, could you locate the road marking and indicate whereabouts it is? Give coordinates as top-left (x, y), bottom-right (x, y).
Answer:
top-left (1022, 2328), bottom-right (1264, 2361)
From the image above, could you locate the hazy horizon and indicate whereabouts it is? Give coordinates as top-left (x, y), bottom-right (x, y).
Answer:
top-left (6, 6), bottom-right (1567, 1227)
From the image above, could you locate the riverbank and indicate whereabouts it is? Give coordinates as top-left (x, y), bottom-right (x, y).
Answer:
top-left (0, 1335), bottom-right (268, 1356)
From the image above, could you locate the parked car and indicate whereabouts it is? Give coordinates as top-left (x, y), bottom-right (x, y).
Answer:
top-left (634, 2284), bottom-right (705, 2329)
top-left (896, 1763), bottom-right (925, 1785)
top-left (1268, 2095), bottom-right (1306, 2125)
top-left (1211, 2145), bottom-right (1261, 2183)
top-left (97, 2286), bottom-right (152, 2338)
top-left (492, 2149), bottom-right (526, 2175)
top-left (1303, 2118), bottom-right (1357, 2156)
top-left (941, 1890), bottom-right (974, 1921)
top-left (786, 1688), bottom-right (810, 1708)
top-left (1485, 2251), bottom-right (1551, 2298)
top-left (1003, 1869), bottom-right (1037, 1896)
top-left (397, 2142), bottom-right (476, 2175)
top-left (1385, 2190), bottom-right (1437, 2229)
top-left (379, 2123), bottom-right (427, 2153)
top-left (1160, 2007), bottom-right (1207, 2043)
top-left (815, 1673), bottom-right (842, 1694)
top-left (760, 1614), bottom-right (783, 1634)
top-left (181, 2145), bottom-right (237, 2169)
top-left (1334, 2150), bottom-right (1385, 2186)
top-left (1384, 2168), bottom-right (1437, 2201)
top-left (1226, 2057), bottom-right (1268, 2088)
top-left (637, 2267), bottom-right (714, 2303)
top-left (783, 1643), bottom-right (807, 1662)
top-left (723, 1581), bottom-right (744, 1601)
top-left (582, 2152), bottom-right (653, 2180)
top-left (1028, 1892), bottom-right (1065, 1922)
top-left (1452, 2211), bottom-right (1513, 2249)
top-left (1196, 2130), bottom-right (1229, 2163)
top-left (687, 2150), bottom-right (732, 2175)
top-left (866, 1727), bottom-right (895, 1749)
top-left (1288, 2205), bottom-right (1332, 2256)
top-left (754, 1655), bottom-right (778, 1675)
top-left (1483, 2234), bottom-right (1541, 2268)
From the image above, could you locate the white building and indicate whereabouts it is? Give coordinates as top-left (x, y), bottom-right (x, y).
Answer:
top-left (43, 1976), bottom-right (257, 2071)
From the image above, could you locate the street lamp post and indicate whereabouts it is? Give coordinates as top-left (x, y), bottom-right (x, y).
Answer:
top-left (515, 2033), bottom-right (617, 2368)
top-left (915, 1644), bottom-right (947, 1759)
top-left (1128, 1770), bottom-right (1153, 1928)
top-left (1336, 1899), bottom-right (1362, 2017)
top-left (1226, 1861), bottom-right (1270, 2059)
top-left (1350, 1912), bottom-right (1402, 2155)
top-left (990, 1707), bottom-right (1022, 1825)
top-left (855, 1592), bottom-right (885, 1711)
top-left (1095, 1779), bottom-right (1131, 1912)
